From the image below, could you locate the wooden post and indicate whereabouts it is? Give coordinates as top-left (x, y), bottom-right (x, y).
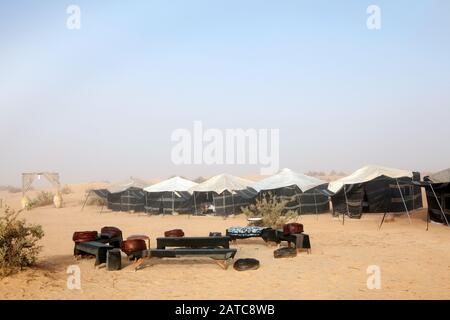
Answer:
top-left (396, 179), bottom-right (412, 224)
top-left (81, 191), bottom-right (91, 211)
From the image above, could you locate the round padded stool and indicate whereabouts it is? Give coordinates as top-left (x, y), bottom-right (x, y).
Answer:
top-left (121, 239), bottom-right (147, 257)
top-left (164, 229), bottom-right (184, 237)
top-left (126, 234), bottom-right (150, 248)
top-left (72, 231), bottom-right (98, 243)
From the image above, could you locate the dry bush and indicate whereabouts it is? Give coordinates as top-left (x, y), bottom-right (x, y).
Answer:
top-left (61, 185), bottom-right (73, 195)
top-left (242, 193), bottom-right (298, 229)
top-left (28, 191), bottom-right (54, 209)
top-left (0, 206), bottom-right (44, 277)
top-left (85, 193), bottom-right (106, 206)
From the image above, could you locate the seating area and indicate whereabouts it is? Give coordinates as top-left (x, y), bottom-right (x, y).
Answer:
top-left (71, 223), bottom-right (311, 271)
top-left (225, 224), bottom-right (311, 253)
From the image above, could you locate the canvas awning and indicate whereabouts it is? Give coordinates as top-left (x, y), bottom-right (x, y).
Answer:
top-left (251, 168), bottom-right (327, 193)
top-left (328, 165), bottom-right (413, 193)
top-left (425, 169), bottom-right (450, 184)
top-left (188, 174), bottom-right (254, 194)
top-left (106, 177), bottom-right (148, 193)
top-left (144, 176), bottom-right (198, 194)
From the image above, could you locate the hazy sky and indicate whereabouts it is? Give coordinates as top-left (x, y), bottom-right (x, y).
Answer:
top-left (1, 0), bottom-right (450, 185)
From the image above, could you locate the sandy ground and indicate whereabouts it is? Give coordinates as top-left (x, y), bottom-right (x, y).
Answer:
top-left (1, 184), bottom-right (450, 300)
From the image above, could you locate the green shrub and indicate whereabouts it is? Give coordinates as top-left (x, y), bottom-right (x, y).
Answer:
top-left (0, 207), bottom-right (44, 277)
top-left (242, 193), bottom-right (298, 229)
top-left (28, 191), bottom-right (54, 208)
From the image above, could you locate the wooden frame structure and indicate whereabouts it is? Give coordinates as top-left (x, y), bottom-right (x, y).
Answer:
top-left (22, 172), bottom-right (61, 196)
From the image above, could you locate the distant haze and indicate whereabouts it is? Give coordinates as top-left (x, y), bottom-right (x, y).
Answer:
top-left (1, 1), bottom-right (450, 185)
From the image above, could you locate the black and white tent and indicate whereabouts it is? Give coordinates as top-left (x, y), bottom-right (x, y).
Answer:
top-left (188, 174), bottom-right (257, 215)
top-left (328, 165), bottom-right (423, 219)
top-left (144, 176), bottom-right (197, 214)
top-left (105, 177), bottom-right (147, 212)
top-left (422, 169), bottom-right (450, 227)
top-left (251, 168), bottom-right (330, 214)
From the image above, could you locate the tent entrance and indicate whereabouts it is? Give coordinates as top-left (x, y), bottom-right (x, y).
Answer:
top-left (444, 194), bottom-right (450, 212)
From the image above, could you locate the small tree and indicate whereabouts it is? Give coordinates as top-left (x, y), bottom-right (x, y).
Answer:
top-left (242, 193), bottom-right (298, 229)
top-left (26, 191), bottom-right (54, 210)
top-left (0, 206), bottom-right (44, 277)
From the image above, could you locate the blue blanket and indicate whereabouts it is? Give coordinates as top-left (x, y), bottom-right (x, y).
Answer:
top-left (227, 226), bottom-right (270, 237)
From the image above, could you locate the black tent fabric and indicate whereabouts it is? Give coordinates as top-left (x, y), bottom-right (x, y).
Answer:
top-left (144, 191), bottom-right (193, 214)
top-left (331, 175), bottom-right (423, 218)
top-left (258, 185), bottom-right (329, 214)
top-left (92, 189), bottom-right (110, 200)
top-left (107, 187), bottom-right (145, 212)
top-left (212, 188), bottom-right (257, 215)
top-left (424, 169), bottom-right (450, 225)
top-left (192, 189), bottom-right (257, 216)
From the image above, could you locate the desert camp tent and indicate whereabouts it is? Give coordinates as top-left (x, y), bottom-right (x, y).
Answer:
top-left (251, 168), bottom-right (330, 214)
top-left (328, 165), bottom-right (422, 218)
top-left (106, 177), bottom-right (147, 212)
top-left (423, 169), bottom-right (450, 226)
top-left (144, 176), bottom-right (197, 214)
top-left (188, 174), bottom-right (257, 215)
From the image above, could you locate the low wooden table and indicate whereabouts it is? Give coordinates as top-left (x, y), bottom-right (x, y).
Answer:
top-left (129, 236), bottom-right (235, 271)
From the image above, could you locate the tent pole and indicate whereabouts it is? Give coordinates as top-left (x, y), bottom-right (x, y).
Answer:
top-left (396, 179), bottom-right (412, 224)
top-left (231, 192), bottom-right (235, 215)
top-left (223, 193), bottom-right (226, 217)
top-left (81, 191), bottom-right (91, 211)
top-left (144, 192), bottom-right (147, 214)
top-left (297, 194), bottom-right (302, 217)
top-left (379, 211), bottom-right (387, 230)
top-left (172, 191), bottom-right (175, 214)
top-left (429, 184), bottom-right (450, 227)
top-left (193, 192), bottom-right (197, 217)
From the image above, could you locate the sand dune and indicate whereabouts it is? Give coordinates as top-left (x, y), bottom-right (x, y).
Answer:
top-left (0, 184), bottom-right (450, 300)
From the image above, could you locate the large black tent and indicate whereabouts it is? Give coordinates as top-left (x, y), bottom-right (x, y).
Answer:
top-left (423, 169), bottom-right (450, 226)
top-left (105, 178), bottom-right (147, 212)
top-left (250, 168), bottom-right (330, 214)
top-left (143, 176), bottom-right (197, 214)
top-left (189, 174), bottom-right (257, 216)
top-left (328, 165), bottom-right (423, 219)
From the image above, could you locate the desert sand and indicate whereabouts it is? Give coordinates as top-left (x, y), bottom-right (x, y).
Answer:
top-left (1, 183), bottom-right (450, 300)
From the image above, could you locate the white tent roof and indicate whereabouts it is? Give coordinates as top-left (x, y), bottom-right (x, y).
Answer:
top-left (251, 168), bottom-right (327, 192)
top-left (328, 165), bottom-right (413, 193)
top-left (188, 174), bottom-right (254, 194)
top-left (144, 176), bottom-right (198, 193)
top-left (107, 177), bottom-right (148, 193)
top-left (427, 169), bottom-right (450, 184)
